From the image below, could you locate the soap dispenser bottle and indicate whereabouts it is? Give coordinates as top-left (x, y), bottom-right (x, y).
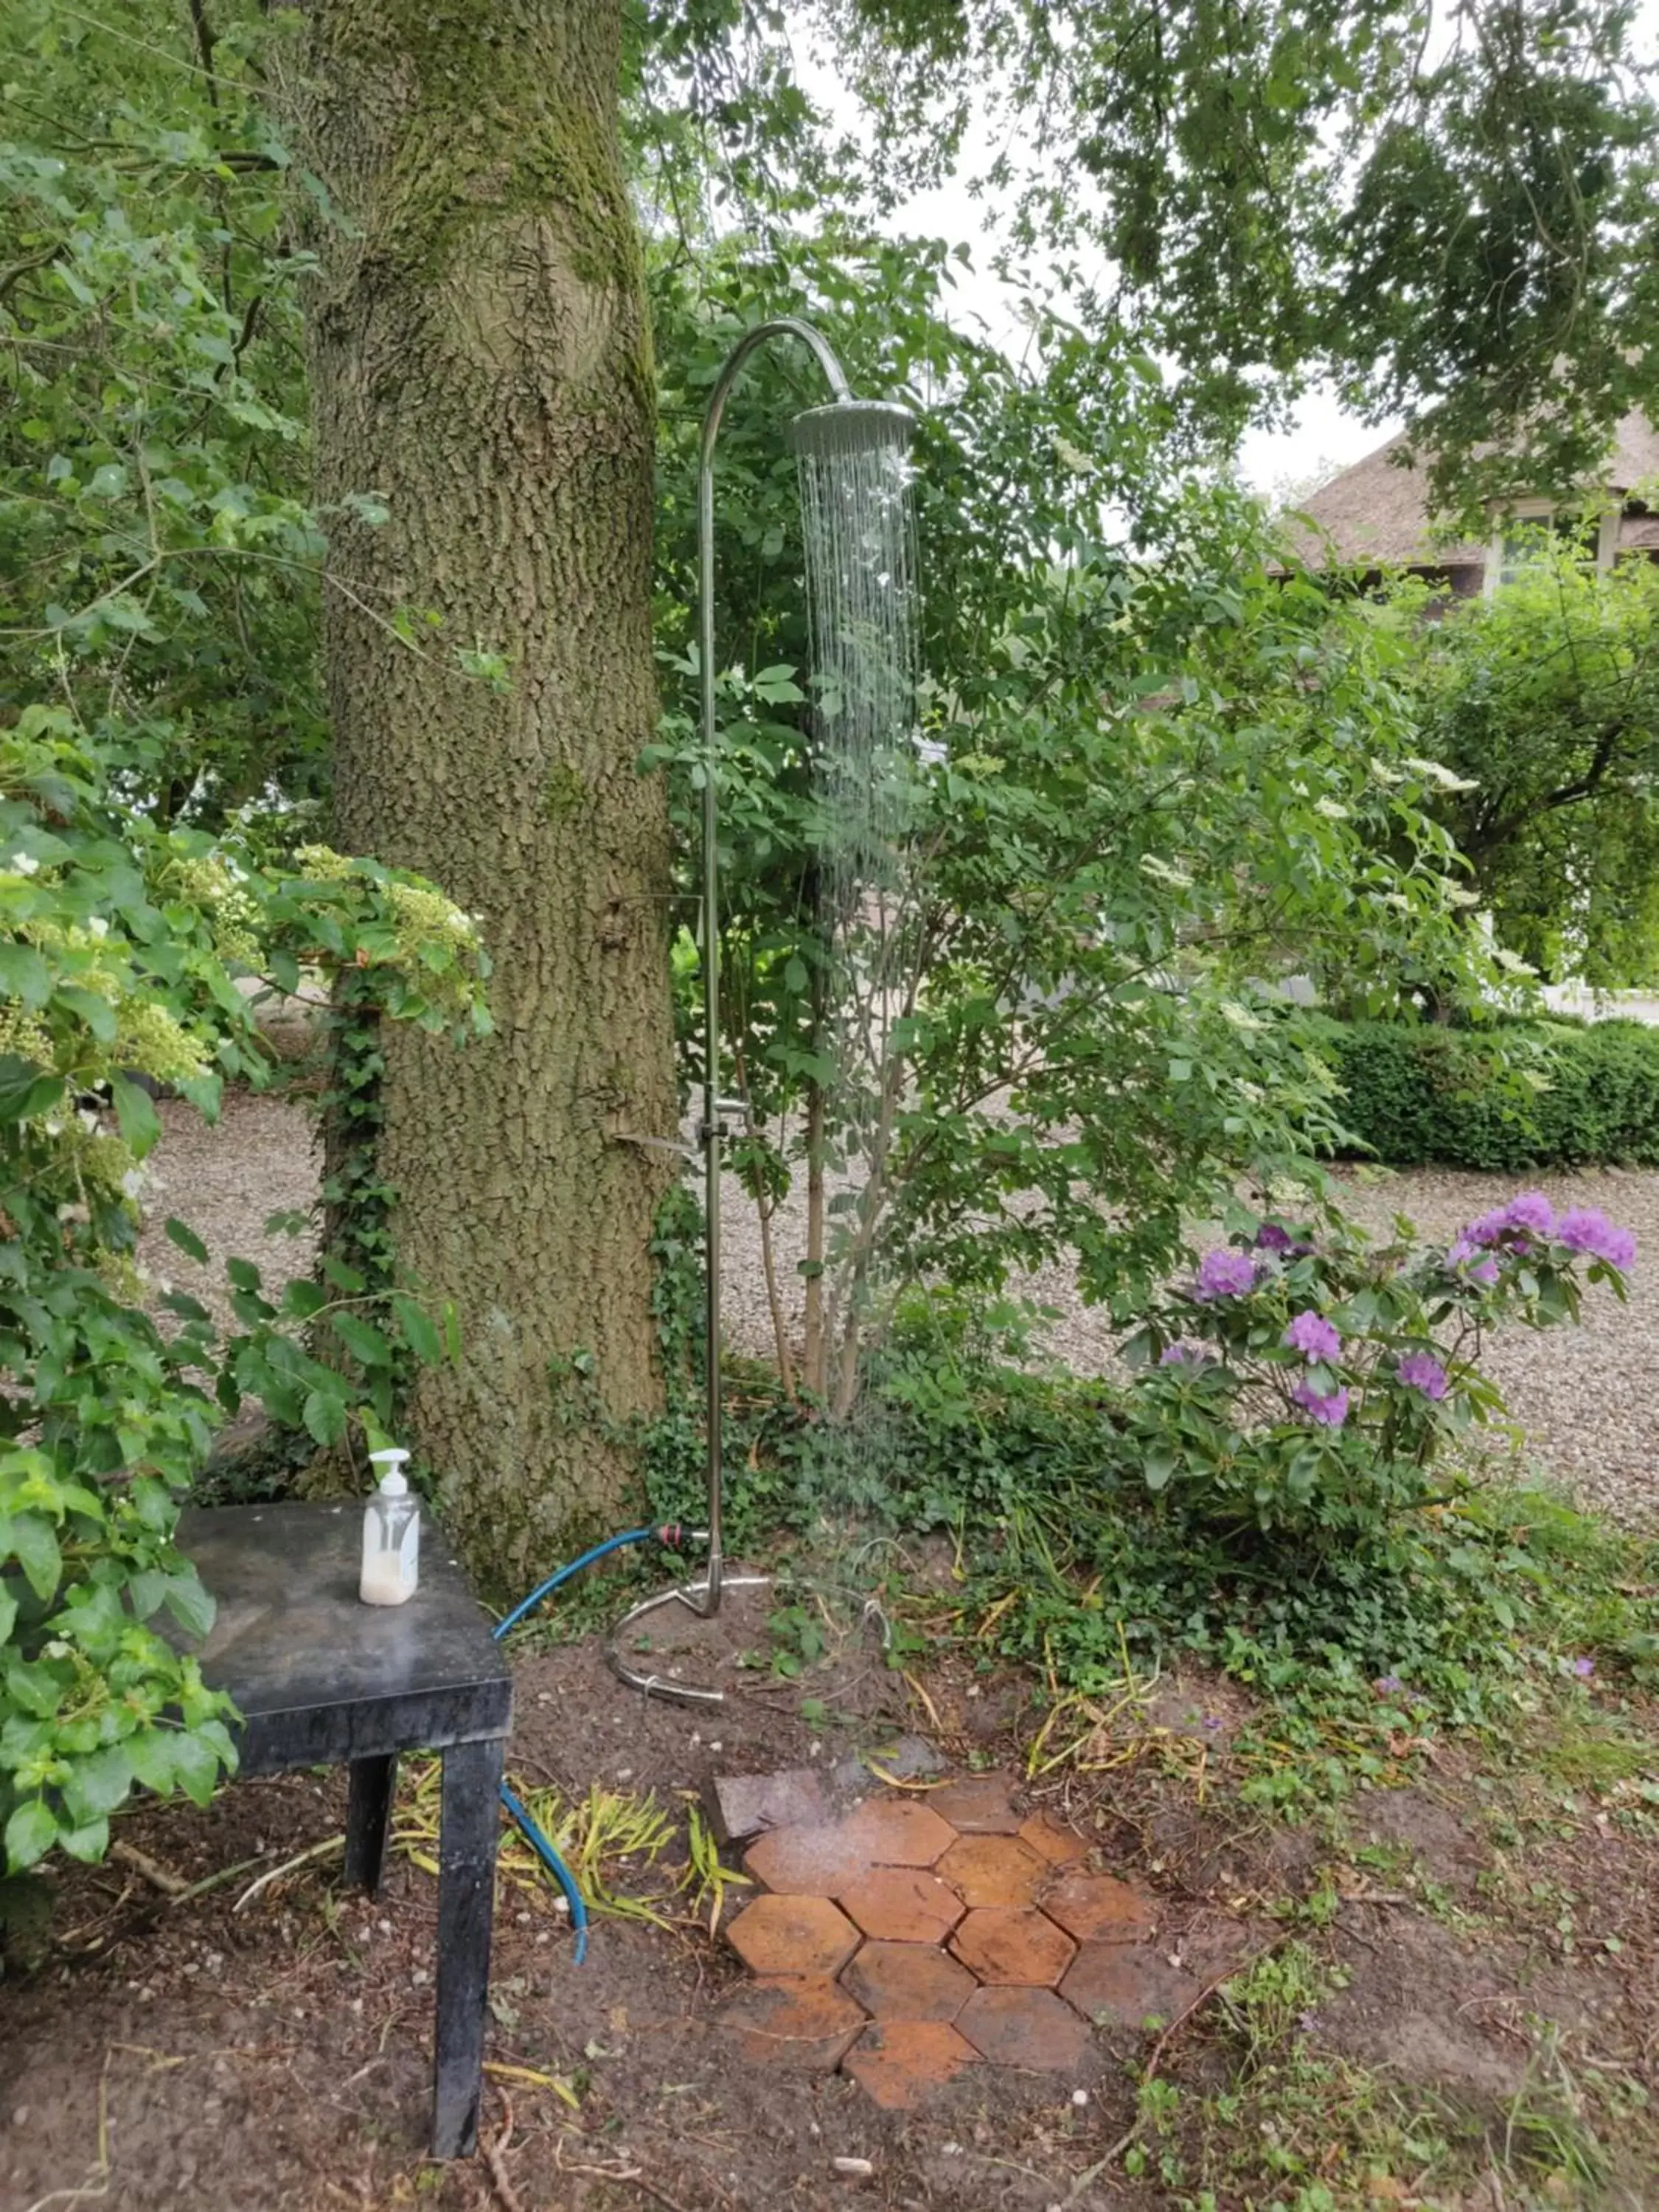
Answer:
top-left (360, 1447), bottom-right (420, 1606)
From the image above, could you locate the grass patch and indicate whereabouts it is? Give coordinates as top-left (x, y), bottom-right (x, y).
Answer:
top-left (1120, 1941), bottom-right (1651, 2210)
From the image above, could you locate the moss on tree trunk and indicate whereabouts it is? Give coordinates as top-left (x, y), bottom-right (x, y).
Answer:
top-left (296, 0), bottom-right (675, 1583)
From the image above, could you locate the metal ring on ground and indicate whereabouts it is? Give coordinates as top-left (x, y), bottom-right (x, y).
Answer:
top-left (603, 1573), bottom-right (774, 1706)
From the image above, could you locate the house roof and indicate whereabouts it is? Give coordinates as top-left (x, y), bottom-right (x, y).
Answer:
top-left (1279, 409), bottom-right (1659, 574)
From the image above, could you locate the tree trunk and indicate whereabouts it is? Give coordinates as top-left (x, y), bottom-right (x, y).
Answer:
top-left (296, 0), bottom-right (675, 1583)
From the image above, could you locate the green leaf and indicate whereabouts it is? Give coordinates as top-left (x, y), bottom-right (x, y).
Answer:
top-left (390, 1293), bottom-right (441, 1364)
top-left (0, 1590), bottom-right (14, 1645)
top-left (332, 1311), bottom-right (392, 1368)
top-left (57, 1816), bottom-right (110, 1863)
top-left (0, 944), bottom-right (51, 1009)
top-left (279, 1277), bottom-right (327, 1320)
top-left (9, 1514), bottom-right (62, 1603)
top-left (0, 1065), bottom-right (63, 1122)
top-left (125, 1729), bottom-right (175, 1795)
top-left (56, 985), bottom-right (118, 1042)
top-left (165, 1217), bottom-right (209, 1264)
top-left (126, 1568), bottom-right (166, 1618)
top-left (110, 1075), bottom-right (161, 1158)
top-left (161, 1568), bottom-right (216, 1640)
top-left (4, 1799), bottom-right (59, 1874)
top-left (170, 1728), bottom-right (224, 1808)
top-left (302, 1387), bottom-right (347, 1447)
top-left (226, 1256), bottom-right (262, 1293)
top-left (62, 1743), bottom-right (133, 1824)
top-left (1143, 1448), bottom-right (1177, 1493)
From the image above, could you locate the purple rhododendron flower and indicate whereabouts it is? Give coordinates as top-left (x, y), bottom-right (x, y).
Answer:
top-left (1557, 1207), bottom-right (1637, 1270)
top-left (1467, 1192), bottom-right (1555, 1248)
top-left (1291, 1378), bottom-right (1349, 1427)
top-left (1254, 1222), bottom-right (1294, 1252)
top-left (1158, 1342), bottom-right (1211, 1368)
top-left (1193, 1248), bottom-right (1257, 1301)
top-left (1572, 1655), bottom-right (1596, 1679)
top-left (1374, 1674), bottom-right (1404, 1696)
top-left (1284, 1310), bottom-right (1341, 1361)
top-left (1471, 1256), bottom-right (1499, 1286)
top-left (1397, 1349), bottom-right (1449, 1401)
top-left (1503, 1190), bottom-right (1555, 1236)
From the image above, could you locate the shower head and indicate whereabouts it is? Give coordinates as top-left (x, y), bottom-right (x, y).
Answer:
top-left (787, 397), bottom-right (915, 460)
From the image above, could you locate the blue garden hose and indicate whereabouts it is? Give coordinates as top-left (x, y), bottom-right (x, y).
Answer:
top-left (490, 1525), bottom-right (690, 1964)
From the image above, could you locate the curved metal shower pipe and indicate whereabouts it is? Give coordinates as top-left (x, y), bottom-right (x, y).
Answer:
top-left (605, 319), bottom-right (863, 1705)
top-left (694, 321), bottom-right (855, 1625)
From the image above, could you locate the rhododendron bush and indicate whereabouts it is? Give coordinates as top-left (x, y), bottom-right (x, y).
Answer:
top-left (1122, 1192), bottom-right (1635, 1545)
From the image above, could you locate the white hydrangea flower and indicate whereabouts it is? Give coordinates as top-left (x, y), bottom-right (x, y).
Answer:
top-left (6, 851), bottom-right (40, 876)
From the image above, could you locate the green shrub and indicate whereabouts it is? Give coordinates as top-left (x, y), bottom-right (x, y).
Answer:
top-left (1, 709), bottom-right (490, 1875)
top-left (1320, 1018), bottom-right (1659, 1169)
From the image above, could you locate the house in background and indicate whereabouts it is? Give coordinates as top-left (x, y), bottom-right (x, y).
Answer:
top-left (1279, 408), bottom-right (1659, 598)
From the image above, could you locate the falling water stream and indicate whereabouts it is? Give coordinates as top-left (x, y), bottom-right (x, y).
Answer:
top-left (792, 411), bottom-right (923, 1411)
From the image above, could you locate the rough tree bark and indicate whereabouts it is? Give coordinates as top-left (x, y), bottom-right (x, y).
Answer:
top-left (296, 1), bottom-right (675, 1582)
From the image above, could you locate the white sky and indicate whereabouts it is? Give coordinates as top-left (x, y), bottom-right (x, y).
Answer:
top-left (796, 8), bottom-right (1659, 498)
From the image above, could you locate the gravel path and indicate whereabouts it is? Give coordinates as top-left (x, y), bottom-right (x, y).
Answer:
top-left (135, 1091), bottom-right (320, 1339)
top-left (136, 1094), bottom-right (1659, 1531)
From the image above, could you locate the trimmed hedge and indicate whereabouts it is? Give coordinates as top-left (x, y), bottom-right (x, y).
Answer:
top-left (1318, 1018), bottom-right (1659, 1170)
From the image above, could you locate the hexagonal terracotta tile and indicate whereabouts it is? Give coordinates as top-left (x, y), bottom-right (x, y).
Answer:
top-left (839, 1797), bottom-right (956, 1868)
top-left (714, 1976), bottom-right (869, 2072)
top-left (1040, 1870), bottom-right (1155, 1944)
top-left (1061, 1943), bottom-right (1198, 2030)
top-left (838, 1866), bottom-right (964, 1944)
top-left (726, 1893), bottom-right (862, 1978)
top-left (743, 1822), bottom-right (872, 1899)
top-left (925, 1775), bottom-right (1022, 1834)
top-left (843, 2020), bottom-right (977, 2109)
top-left (950, 1906), bottom-right (1077, 1987)
top-left (956, 1984), bottom-right (1091, 2071)
top-left (1019, 1812), bottom-right (1089, 1868)
top-left (936, 1832), bottom-right (1048, 1908)
top-left (842, 1940), bottom-right (976, 2023)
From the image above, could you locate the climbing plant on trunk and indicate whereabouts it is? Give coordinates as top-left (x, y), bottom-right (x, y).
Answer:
top-left (291, 0), bottom-right (677, 1582)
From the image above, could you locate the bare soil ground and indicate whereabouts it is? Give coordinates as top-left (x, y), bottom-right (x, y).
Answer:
top-left (4, 1610), bottom-right (1657, 2211)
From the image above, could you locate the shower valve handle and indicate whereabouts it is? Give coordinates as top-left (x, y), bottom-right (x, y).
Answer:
top-left (700, 1093), bottom-right (749, 1141)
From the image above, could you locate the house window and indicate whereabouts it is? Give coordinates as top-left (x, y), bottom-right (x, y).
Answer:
top-left (1486, 501), bottom-right (1618, 594)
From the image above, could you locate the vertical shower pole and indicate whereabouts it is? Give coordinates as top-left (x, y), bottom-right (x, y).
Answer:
top-left (693, 320), bottom-right (852, 1619)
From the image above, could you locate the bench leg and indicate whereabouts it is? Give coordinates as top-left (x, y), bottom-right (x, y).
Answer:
top-left (344, 1754), bottom-right (398, 1893)
top-left (432, 1735), bottom-right (504, 2159)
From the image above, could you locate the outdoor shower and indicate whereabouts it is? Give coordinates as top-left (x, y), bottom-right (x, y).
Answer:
top-left (606, 317), bottom-right (919, 1705)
